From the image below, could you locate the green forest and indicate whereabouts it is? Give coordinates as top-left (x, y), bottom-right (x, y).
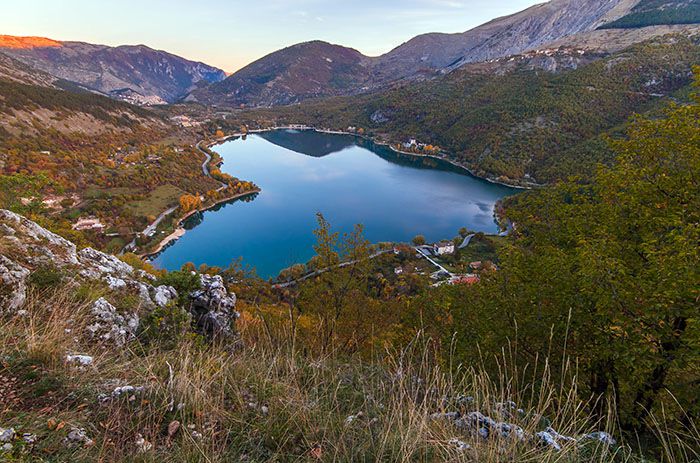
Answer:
top-left (600, 0), bottom-right (700, 29)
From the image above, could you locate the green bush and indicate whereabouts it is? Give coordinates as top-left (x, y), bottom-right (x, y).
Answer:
top-left (155, 270), bottom-right (201, 305)
top-left (28, 266), bottom-right (64, 290)
top-left (139, 303), bottom-right (192, 348)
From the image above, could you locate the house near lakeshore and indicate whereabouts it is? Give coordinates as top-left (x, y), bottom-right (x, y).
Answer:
top-left (403, 138), bottom-right (418, 149)
top-left (434, 241), bottom-right (455, 256)
top-left (73, 217), bottom-right (105, 231)
top-left (450, 274), bottom-right (480, 285)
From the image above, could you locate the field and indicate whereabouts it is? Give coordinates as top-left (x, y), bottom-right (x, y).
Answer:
top-left (127, 184), bottom-right (187, 219)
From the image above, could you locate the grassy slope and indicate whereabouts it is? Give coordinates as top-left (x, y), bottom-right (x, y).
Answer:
top-left (0, 285), bottom-right (627, 462)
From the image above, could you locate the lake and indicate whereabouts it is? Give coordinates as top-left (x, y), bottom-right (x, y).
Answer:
top-left (153, 130), bottom-right (517, 278)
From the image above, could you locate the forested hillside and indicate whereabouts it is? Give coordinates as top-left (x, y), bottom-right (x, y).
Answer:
top-left (238, 35), bottom-right (700, 185)
top-left (600, 0), bottom-right (700, 29)
top-left (0, 77), bottom-right (224, 253)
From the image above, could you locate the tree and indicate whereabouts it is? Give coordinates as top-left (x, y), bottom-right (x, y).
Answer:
top-left (412, 235), bottom-right (426, 246)
top-left (179, 194), bottom-right (202, 213)
top-left (438, 69), bottom-right (700, 439)
top-left (293, 213), bottom-right (388, 355)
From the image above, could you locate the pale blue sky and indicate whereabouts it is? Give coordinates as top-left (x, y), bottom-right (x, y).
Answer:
top-left (1, 0), bottom-right (543, 72)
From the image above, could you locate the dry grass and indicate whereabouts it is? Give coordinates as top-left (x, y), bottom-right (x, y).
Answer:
top-left (0, 287), bottom-right (696, 462)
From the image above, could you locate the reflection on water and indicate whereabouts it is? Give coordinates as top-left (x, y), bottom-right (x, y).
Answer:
top-left (154, 130), bottom-right (517, 278)
top-left (258, 130), bottom-right (356, 157)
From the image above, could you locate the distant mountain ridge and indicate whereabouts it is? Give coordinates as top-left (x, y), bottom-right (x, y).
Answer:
top-left (3, 0), bottom-right (700, 109)
top-left (190, 0), bottom-right (654, 107)
top-left (187, 0), bottom-right (700, 108)
top-left (0, 36), bottom-right (226, 104)
top-left (188, 41), bottom-right (373, 107)
top-left (372, 0), bottom-right (635, 79)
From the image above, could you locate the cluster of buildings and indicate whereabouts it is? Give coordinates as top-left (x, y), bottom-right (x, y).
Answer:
top-left (72, 217), bottom-right (105, 231)
top-left (401, 139), bottom-right (440, 154)
top-left (170, 115), bottom-right (200, 128)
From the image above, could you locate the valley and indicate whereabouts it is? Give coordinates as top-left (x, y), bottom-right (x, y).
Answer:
top-left (151, 129), bottom-right (516, 278)
top-left (0, 0), bottom-right (699, 461)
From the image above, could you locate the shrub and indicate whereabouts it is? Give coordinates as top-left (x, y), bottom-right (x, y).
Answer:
top-left (155, 270), bottom-right (201, 305)
top-left (28, 266), bottom-right (64, 289)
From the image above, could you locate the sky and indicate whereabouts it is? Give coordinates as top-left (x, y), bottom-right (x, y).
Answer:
top-left (1, 0), bottom-right (544, 72)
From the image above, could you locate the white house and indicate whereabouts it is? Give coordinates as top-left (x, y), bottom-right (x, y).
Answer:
top-left (434, 241), bottom-right (455, 256)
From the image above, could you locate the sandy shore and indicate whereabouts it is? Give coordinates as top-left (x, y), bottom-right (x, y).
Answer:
top-left (148, 227), bottom-right (186, 256)
top-left (141, 188), bottom-right (260, 259)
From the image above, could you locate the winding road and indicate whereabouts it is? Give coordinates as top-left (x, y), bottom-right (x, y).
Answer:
top-left (415, 246), bottom-right (454, 277)
top-left (121, 139), bottom-right (228, 255)
top-left (272, 250), bottom-right (391, 289)
top-left (195, 140), bottom-right (228, 191)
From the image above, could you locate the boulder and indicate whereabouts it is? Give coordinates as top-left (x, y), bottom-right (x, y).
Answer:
top-left (189, 274), bottom-right (239, 340)
top-left (78, 247), bottom-right (134, 280)
top-left (0, 255), bottom-right (30, 313)
top-left (152, 285), bottom-right (177, 307)
top-left (64, 427), bottom-right (93, 448)
top-left (0, 427), bottom-right (15, 443)
top-left (98, 385), bottom-right (145, 403)
top-left (0, 209), bottom-right (178, 312)
top-left (86, 298), bottom-right (139, 346)
top-left (66, 354), bottom-right (94, 366)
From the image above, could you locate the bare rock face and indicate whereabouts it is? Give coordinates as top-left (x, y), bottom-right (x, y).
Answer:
top-left (0, 210), bottom-right (239, 345)
top-left (153, 285), bottom-right (178, 308)
top-left (86, 298), bottom-right (140, 347)
top-left (189, 274), bottom-right (239, 340)
top-left (0, 209), bottom-right (175, 318)
top-left (373, 0), bottom-right (635, 81)
top-left (0, 255), bottom-right (31, 313)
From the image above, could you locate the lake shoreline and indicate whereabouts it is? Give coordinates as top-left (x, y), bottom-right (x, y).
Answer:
top-left (152, 130), bottom-right (515, 276)
top-left (141, 188), bottom-right (260, 260)
top-left (213, 126), bottom-right (537, 190)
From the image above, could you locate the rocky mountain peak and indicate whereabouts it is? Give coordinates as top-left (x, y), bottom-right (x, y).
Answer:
top-left (0, 35), bottom-right (62, 49)
top-left (0, 36), bottom-right (227, 104)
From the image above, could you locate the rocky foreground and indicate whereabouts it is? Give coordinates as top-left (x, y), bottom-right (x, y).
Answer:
top-left (0, 209), bottom-right (239, 342)
top-left (0, 210), bottom-right (619, 461)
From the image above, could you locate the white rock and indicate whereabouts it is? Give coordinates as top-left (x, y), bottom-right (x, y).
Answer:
top-left (99, 385), bottom-right (145, 403)
top-left (105, 276), bottom-right (127, 289)
top-left (536, 431), bottom-right (562, 451)
top-left (66, 354), bottom-right (93, 366)
top-left (0, 427), bottom-right (15, 443)
top-left (88, 298), bottom-right (139, 346)
top-left (135, 434), bottom-right (152, 452)
top-left (581, 431), bottom-right (616, 446)
top-left (64, 427), bottom-right (93, 447)
top-left (0, 255), bottom-right (30, 313)
top-left (153, 285), bottom-right (177, 307)
top-left (448, 438), bottom-right (470, 451)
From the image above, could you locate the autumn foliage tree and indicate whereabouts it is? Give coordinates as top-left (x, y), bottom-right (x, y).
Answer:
top-left (179, 194), bottom-right (202, 213)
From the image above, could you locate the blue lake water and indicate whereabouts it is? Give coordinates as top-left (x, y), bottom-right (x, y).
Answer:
top-left (153, 130), bottom-right (517, 278)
